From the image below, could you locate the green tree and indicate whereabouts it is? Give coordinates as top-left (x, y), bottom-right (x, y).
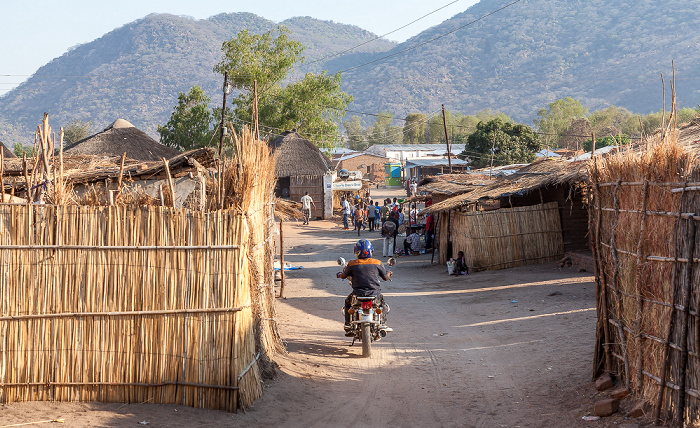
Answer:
top-left (534, 97), bottom-right (588, 148)
top-left (403, 113), bottom-right (427, 144)
top-left (343, 115), bottom-right (368, 151)
top-left (158, 86), bottom-right (216, 151)
top-left (457, 119), bottom-right (542, 169)
top-left (214, 27), bottom-right (351, 147)
top-left (367, 112), bottom-right (401, 146)
top-left (62, 119), bottom-right (93, 145)
top-left (13, 142), bottom-right (25, 157)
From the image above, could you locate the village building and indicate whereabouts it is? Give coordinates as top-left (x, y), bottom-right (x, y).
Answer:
top-left (404, 158), bottom-right (470, 182)
top-left (420, 158), bottom-right (589, 269)
top-left (269, 130), bottom-right (333, 219)
top-left (64, 118), bottom-right (180, 161)
top-left (1, 141), bottom-right (16, 158)
top-left (364, 143), bottom-right (466, 162)
top-left (333, 152), bottom-right (392, 183)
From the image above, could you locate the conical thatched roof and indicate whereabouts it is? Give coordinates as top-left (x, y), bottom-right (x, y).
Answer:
top-left (269, 131), bottom-right (330, 177)
top-left (1, 140), bottom-right (16, 158)
top-left (64, 119), bottom-right (180, 161)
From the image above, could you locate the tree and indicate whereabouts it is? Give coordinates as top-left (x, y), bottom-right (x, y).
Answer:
top-left (343, 115), bottom-right (368, 151)
top-left (403, 113), bottom-right (427, 144)
top-left (157, 86), bottom-right (216, 151)
top-left (214, 27), bottom-right (352, 147)
top-left (367, 112), bottom-right (401, 146)
top-left (62, 119), bottom-right (93, 145)
top-left (13, 142), bottom-right (25, 157)
top-left (457, 119), bottom-right (542, 169)
top-left (534, 97), bottom-right (588, 148)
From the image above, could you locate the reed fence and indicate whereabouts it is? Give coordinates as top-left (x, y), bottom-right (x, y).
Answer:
top-left (450, 202), bottom-right (564, 270)
top-left (591, 135), bottom-right (700, 425)
top-left (0, 204), bottom-right (262, 411)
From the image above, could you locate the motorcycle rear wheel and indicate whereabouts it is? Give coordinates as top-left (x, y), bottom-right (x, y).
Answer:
top-left (361, 323), bottom-right (372, 358)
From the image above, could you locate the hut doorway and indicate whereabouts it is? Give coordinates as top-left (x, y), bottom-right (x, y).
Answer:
top-left (275, 177), bottom-right (291, 199)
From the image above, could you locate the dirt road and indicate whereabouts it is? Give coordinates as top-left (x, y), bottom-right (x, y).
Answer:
top-left (1, 195), bottom-right (644, 427)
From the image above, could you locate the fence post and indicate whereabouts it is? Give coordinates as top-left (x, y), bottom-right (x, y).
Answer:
top-left (279, 220), bottom-right (286, 299)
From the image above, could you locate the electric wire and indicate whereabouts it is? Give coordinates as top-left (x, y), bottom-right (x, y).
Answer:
top-left (305, 0), bottom-right (469, 66)
top-left (334, 0), bottom-right (523, 74)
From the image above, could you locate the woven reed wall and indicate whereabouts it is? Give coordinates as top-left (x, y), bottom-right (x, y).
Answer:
top-left (450, 202), bottom-right (564, 271)
top-left (591, 156), bottom-right (700, 425)
top-left (0, 204), bottom-right (262, 412)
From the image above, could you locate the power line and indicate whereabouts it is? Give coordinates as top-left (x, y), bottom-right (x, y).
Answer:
top-left (335, 0), bottom-right (523, 74)
top-left (305, 0), bottom-right (469, 66)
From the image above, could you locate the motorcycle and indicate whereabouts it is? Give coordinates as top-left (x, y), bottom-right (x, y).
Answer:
top-left (337, 256), bottom-right (395, 357)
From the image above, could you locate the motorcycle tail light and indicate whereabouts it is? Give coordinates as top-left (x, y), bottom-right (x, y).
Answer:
top-left (361, 301), bottom-right (372, 310)
top-left (348, 308), bottom-right (355, 314)
top-left (375, 308), bottom-right (382, 314)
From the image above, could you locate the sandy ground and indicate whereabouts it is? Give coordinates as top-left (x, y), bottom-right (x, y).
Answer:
top-left (1, 188), bottom-right (652, 427)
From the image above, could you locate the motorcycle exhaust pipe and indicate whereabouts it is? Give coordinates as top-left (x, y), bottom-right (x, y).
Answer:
top-left (379, 330), bottom-right (387, 338)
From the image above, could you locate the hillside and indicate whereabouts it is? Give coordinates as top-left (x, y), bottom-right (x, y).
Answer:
top-left (1, 0), bottom-right (699, 146)
top-left (335, 0), bottom-right (700, 121)
top-left (0, 13), bottom-right (395, 145)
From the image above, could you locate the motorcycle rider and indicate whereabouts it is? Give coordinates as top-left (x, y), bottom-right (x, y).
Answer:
top-left (337, 239), bottom-right (393, 336)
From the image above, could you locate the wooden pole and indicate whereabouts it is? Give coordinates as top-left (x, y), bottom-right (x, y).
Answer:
top-left (279, 220), bottom-right (286, 299)
top-left (218, 71), bottom-right (229, 158)
top-left (654, 184), bottom-right (686, 424)
top-left (610, 177), bottom-right (630, 390)
top-left (163, 157), bottom-right (176, 207)
top-left (633, 180), bottom-right (648, 393)
top-left (592, 159), bottom-right (612, 373)
top-left (1, 148), bottom-right (4, 203)
top-left (253, 79), bottom-right (260, 140)
top-left (442, 105), bottom-right (452, 174)
top-left (676, 216), bottom-right (696, 425)
top-left (22, 153), bottom-right (31, 202)
top-left (117, 152), bottom-right (126, 193)
top-left (591, 132), bottom-right (596, 156)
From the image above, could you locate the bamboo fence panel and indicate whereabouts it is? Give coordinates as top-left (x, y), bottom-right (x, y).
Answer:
top-left (451, 202), bottom-right (564, 271)
top-left (0, 204), bottom-right (261, 412)
top-left (591, 136), bottom-right (700, 425)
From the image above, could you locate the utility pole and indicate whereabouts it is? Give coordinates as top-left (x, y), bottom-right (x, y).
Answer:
top-left (252, 79), bottom-right (260, 140)
top-left (218, 71), bottom-right (229, 158)
top-left (442, 104), bottom-right (452, 174)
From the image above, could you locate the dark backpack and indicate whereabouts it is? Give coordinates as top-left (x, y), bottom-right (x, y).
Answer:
top-left (382, 221), bottom-right (396, 237)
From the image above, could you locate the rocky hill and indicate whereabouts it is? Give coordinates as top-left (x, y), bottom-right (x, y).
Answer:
top-left (1, 0), bottom-right (699, 146)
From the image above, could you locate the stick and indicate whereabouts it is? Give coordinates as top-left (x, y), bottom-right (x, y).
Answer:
top-left (633, 180), bottom-right (648, 393)
top-left (654, 184), bottom-right (686, 424)
top-left (279, 220), bottom-right (285, 299)
top-left (0, 148), bottom-right (4, 203)
top-left (610, 178), bottom-right (630, 390)
top-left (162, 157), bottom-right (175, 207)
top-left (676, 217), bottom-right (696, 424)
top-left (0, 420), bottom-right (65, 427)
top-left (592, 160), bottom-right (612, 373)
top-left (117, 152), bottom-right (126, 192)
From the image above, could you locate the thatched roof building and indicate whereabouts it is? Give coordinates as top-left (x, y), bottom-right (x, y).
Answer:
top-left (269, 130), bottom-right (331, 177)
top-left (1, 141), bottom-right (16, 158)
top-left (64, 119), bottom-right (180, 162)
top-left (268, 130), bottom-right (332, 219)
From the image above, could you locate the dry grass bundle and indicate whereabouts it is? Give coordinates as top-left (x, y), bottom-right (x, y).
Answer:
top-left (591, 126), bottom-right (700, 425)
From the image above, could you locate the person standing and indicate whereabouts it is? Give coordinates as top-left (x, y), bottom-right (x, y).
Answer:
top-left (353, 203), bottom-right (365, 236)
top-left (411, 179), bottom-right (418, 197)
top-left (341, 197), bottom-right (351, 230)
top-left (381, 216), bottom-right (398, 257)
top-left (301, 192), bottom-right (315, 225)
top-left (380, 200), bottom-right (390, 226)
top-left (367, 198), bottom-right (377, 231)
top-left (374, 201), bottom-right (381, 230)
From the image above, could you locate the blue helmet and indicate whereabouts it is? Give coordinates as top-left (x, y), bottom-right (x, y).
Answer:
top-left (354, 239), bottom-right (373, 259)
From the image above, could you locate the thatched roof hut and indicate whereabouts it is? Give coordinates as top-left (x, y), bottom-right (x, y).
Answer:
top-left (1, 141), bottom-right (16, 158)
top-left (269, 130), bottom-right (331, 177)
top-left (64, 119), bottom-right (180, 162)
top-left (268, 131), bottom-right (332, 219)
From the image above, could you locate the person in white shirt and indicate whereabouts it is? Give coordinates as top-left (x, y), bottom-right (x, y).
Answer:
top-left (301, 192), bottom-right (315, 225)
top-left (341, 197), bottom-right (351, 229)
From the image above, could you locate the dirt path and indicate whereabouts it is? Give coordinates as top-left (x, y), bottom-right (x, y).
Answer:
top-left (1, 193), bottom-right (646, 427)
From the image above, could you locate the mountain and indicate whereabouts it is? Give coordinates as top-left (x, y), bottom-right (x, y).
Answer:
top-left (1, 0), bottom-right (700, 146)
top-left (0, 13), bottom-right (395, 145)
top-left (333, 0), bottom-right (700, 121)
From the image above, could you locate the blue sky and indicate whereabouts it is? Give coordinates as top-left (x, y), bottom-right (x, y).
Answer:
top-left (0, 0), bottom-right (479, 95)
